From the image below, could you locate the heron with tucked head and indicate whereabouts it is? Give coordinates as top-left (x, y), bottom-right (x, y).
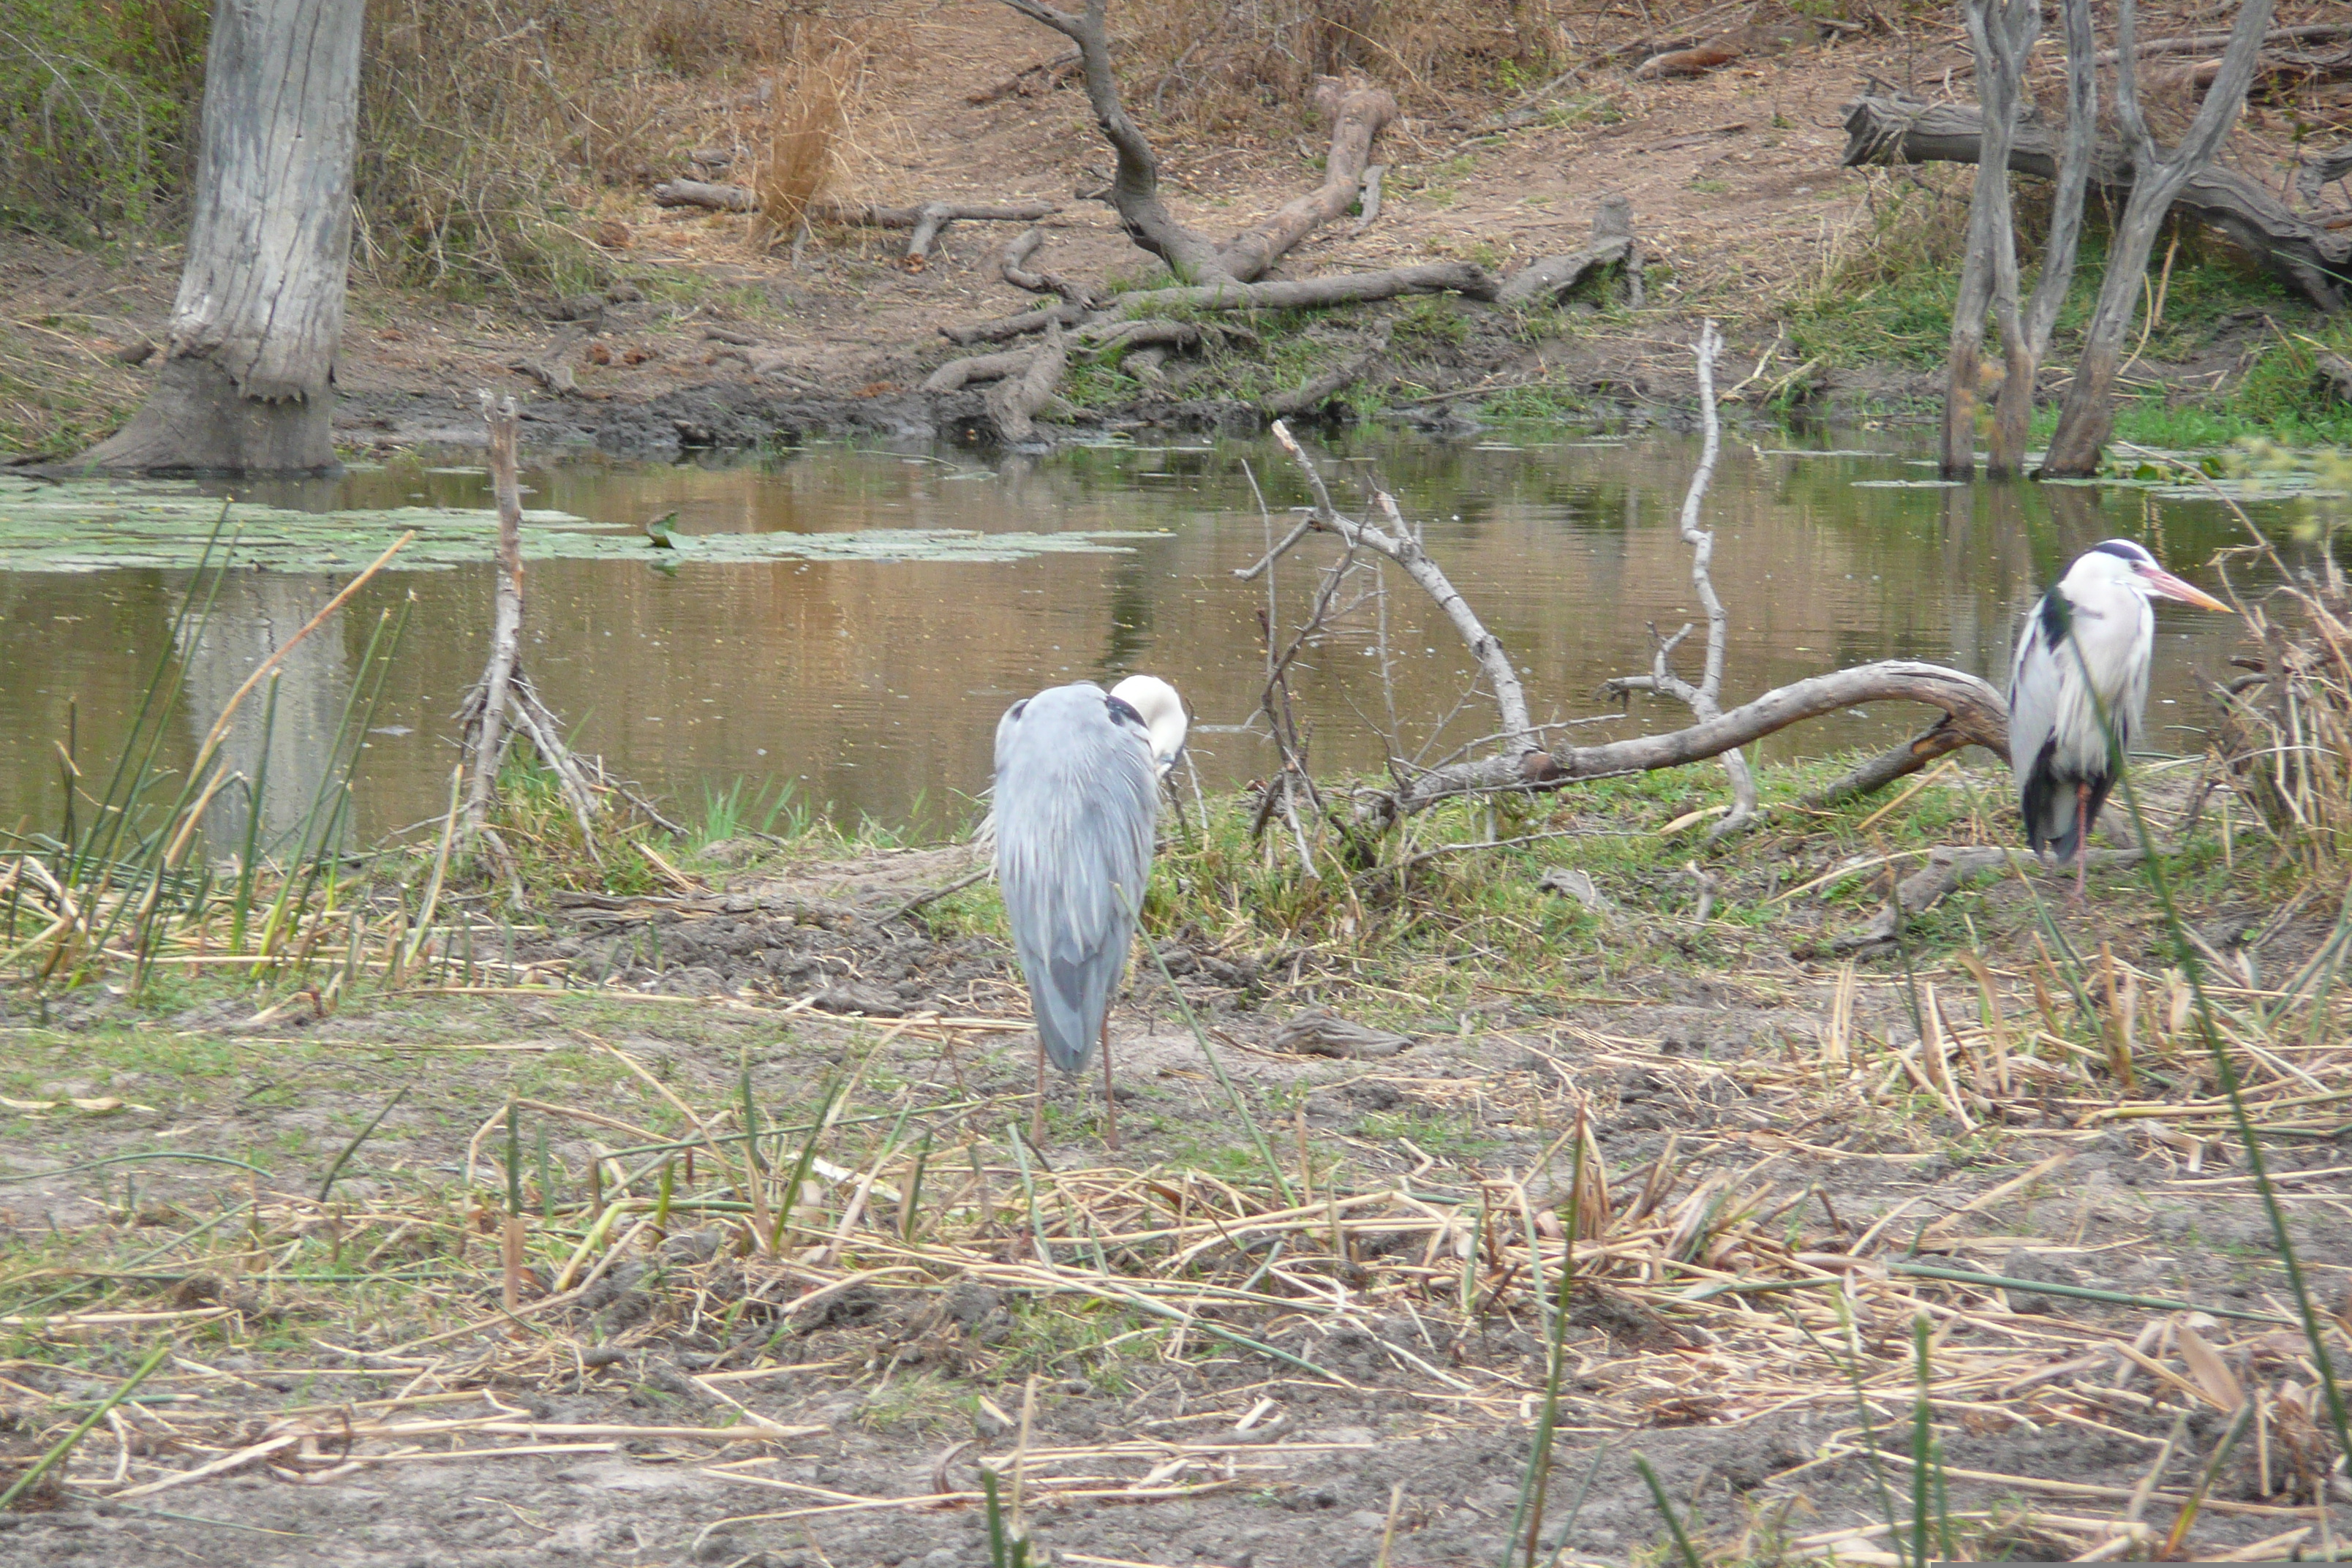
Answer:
top-left (993, 675), bottom-right (1188, 1146)
top-left (2009, 539), bottom-right (2230, 898)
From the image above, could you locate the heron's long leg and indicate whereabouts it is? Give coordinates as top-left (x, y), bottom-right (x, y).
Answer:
top-left (1032, 1040), bottom-right (1046, 1146)
top-left (1101, 1016), bottom-right (1118, 1151)
top-left (2074, 780), bottom-right (2094, 902)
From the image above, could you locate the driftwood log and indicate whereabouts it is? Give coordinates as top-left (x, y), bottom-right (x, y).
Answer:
top-left (1497, 195), bottom-right (1643, 307)
top-left (1842, 94), bottom-right (2350, 311)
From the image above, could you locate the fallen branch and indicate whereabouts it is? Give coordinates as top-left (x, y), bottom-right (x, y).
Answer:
top-left (1111, 261), bottom-right (1500, 314)
top-left (1000, 227), bottom-right (1100, 304)
top-left (1264, 422), bottom-right (1538, 755)
top-left (652, 178), bottom-right (755, 211)
top-left (941, 298), bottom-right (1088, 346)
top-left (998, 0), bottom-right (1389, 284)
top-left (648, 184), bottom-right (1058, 259)
top-left (1842, 94), bottom-right (2349, 312)
top-left (1802, 714), bottom-right (1984, 810)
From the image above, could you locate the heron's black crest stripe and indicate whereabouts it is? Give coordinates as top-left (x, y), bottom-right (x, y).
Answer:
top-left (1007, 699), bottom-right (1028, 723)
top-left (1106, 696), bottom-right (1144, 729)
top-left (2090, 540), bottom-right (2148, 562)
top-left (2036, 587), bottom-right (2071, 650)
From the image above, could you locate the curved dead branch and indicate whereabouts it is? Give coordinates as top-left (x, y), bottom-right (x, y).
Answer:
top-left (1365, 663), bottom-right (2011, 828)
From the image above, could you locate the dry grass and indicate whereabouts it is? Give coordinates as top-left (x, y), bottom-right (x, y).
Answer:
top-left (750, 26), bottom-right (872, 247)
top-left (2207, 472), bottom-right (2352, 870)
top-left (1122, 0), bottom-right (1579, 135)
top-left (6, 941), bottom-right (2352, 1556)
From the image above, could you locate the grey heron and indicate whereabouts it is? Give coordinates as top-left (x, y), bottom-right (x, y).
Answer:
top-left (2008, 538), bottom-right (2230, 897)
top-left (993, 676), bottom-right (1188, 1146)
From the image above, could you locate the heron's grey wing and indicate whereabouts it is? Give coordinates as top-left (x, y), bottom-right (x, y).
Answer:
top-left (993, 686), bottom-right (1159, 1073)
top-left (2008, 594), bottom-right (2072, 856)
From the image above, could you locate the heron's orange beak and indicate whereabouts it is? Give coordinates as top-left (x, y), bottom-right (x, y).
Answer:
top-left (2139, 566), bottom-right (2231, 613)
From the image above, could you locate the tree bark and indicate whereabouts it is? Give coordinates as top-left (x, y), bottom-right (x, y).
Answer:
top-left (1990, 0), bottom-right (2097, 475)
top-left (1841, 96), bottom-right (2349, 314)
top-left (1365, 663), bottom-right (2010, 826)
top-left (2043, 0), bottom-right (2276, 475)
top-left (1942, 0), bottom-right (2037, 480)
top-left (999, 0), bottom-right (1233, 280)
top-left (996, 0), bottom-right (1393, 286)
top-left (1214, 80), bottom-right (1396, 282)
top-left (73, 0), bottom-right (363, 477)
top-left (463, 396), bottom-right (528, 838)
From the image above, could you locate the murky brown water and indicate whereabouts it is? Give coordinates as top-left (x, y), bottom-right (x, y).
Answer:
top-left (0, 431), bottom-right (2295, 845)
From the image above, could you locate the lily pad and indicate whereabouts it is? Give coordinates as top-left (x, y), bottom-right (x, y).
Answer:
top-left (0, 475), bottom-right (1164, 573)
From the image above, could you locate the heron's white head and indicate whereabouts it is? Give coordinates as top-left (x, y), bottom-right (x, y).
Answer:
top-left (2065, 539), bottom-right (2231, 612)
top-left (1109, 675), bottom-right (1188, 775)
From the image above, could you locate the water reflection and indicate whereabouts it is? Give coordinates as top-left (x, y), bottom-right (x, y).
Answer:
top-left (0, 431), bottom-right (2307, 846)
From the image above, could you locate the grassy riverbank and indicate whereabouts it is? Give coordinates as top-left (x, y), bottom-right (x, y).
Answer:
top-left (8, 660), bottom-right (2352, 1561)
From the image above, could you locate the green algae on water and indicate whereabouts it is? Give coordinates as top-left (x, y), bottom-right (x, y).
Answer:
top-left (0, 475), bottom-right (1166, 573)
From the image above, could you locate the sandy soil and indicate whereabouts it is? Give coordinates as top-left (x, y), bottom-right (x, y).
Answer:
top-left (4, 0), bottom-right (1987, 462)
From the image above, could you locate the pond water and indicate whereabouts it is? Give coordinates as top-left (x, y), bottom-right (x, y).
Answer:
top-left (0, 429), bottom-right (2314, 847)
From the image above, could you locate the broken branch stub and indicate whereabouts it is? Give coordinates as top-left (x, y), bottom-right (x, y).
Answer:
top-left (1496, 195), bottom-right (1642, 307)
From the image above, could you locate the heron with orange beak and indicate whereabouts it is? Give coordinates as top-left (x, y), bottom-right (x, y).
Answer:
top-left (2009, 538), bottom-right (2231, 897)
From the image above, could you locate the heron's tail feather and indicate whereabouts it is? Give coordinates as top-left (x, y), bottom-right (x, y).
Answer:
top-left (1028, 947), bottom-right (1124, 1074)
top-left (2020, 739), bottom-right (2076, 859)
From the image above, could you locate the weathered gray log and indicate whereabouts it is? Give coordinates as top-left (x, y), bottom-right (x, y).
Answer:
top-left (1365, 661), bottom-right (2010, 827)
top-left (653, 178), bottom-right (755, 211)
top-left (1260, 350), bottom-right (1380, 418)
top-left (1112, 261), bottom-right (1499, 314)
top-left (940, 298), bottom-right (1090, 346)
top-left (921, 348), bottom-right (1036, 393)
top-left (1842, 95), bottom-right (2349, 312)
top-left (1497, 195), bottom-right (1640, 306)
top-left (984, 322), bottom-right (1067, 442)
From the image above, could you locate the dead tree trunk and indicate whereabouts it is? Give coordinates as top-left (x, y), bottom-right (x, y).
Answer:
top-left (1942, 0), bottom-right (2038, 480)
top-left (997, 0), bottom-right (1392, 284)
top-left (1000, 0), bottom-right (1236, 280)
top-left (460, 396), bottom-right (603, 854)
top-left (2043, 0), bottom-right (2277, 475)
top-left (72, 0), bottom-right (363, 476)
top-left (1990, 0), bottom-right (2097, 476)
top-left (1599, 323), bottom-right (1760, 836)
